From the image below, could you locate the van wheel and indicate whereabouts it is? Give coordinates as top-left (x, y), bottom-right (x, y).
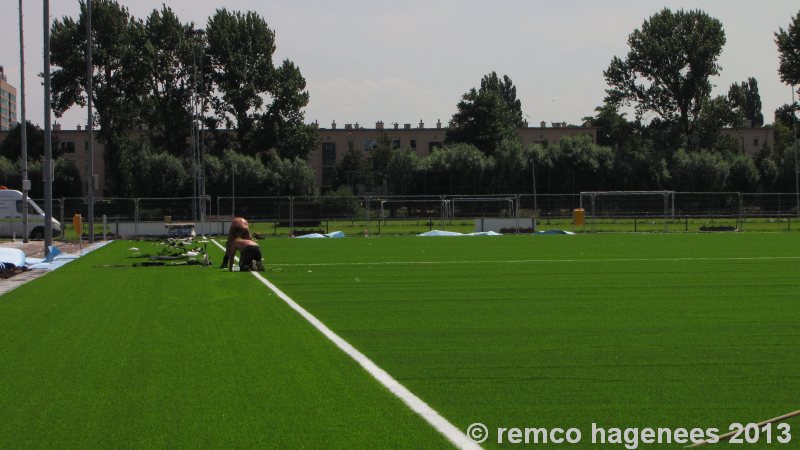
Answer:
top-left (30, 227), bottom-right (44, 239)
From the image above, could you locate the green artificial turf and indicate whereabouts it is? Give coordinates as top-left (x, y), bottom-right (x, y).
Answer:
top-left (0, 240), bottom-right (450, 449)
top-left (261, 233), bottom-right (800, 448)
top-left (2, 234), bottom-right (799, 449)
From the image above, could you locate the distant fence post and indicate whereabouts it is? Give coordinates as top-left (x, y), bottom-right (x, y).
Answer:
top-left (289, 196), bottom-right (294, 232)
top-left (134, 198), bottom-right (140, 239)
top-left (59, 198), bottom-right (65, 241)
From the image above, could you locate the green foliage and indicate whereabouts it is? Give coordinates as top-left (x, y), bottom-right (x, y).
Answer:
top-left (0, 157), bottom-right (16, 187)
top-left (492, 138), bottom-right (527, 193)
top-left (726, 152), bottom-right (760, 192)
top-left (479, 71), bottom-right (525, 127)
top-left (670, 148), bottom-right (730, 191)
top-left (0, 122), bottom-right (54, 162)
top-left (257, 60), bottom-right (319, 160)
top-left (206, 9), bottom-right (275, 150)
top-left (386, 149), bottom-right (420, 195)
top-left (261, 149), bottom-right (316, 196)
top-left (424, 143), bottom-right (494, 194)
top-left (727, 78), bottom-right (764, 127)
top-left (695, 95), bottom-right (740, 149)
top-left (776, 9), bottom-right (800, 89)
top-left (141, 6), bottom-right (204, 157)
top-left (530, 135), bottom-right (614, 193)
top-left (54, 158), bottom-right (84, 197)
top-left (604, 8), bottom-right (725, 142)
top-left (446, 73), bottom-right (522, 154)
top-left (223, 149), bottom-right (267, 197)
top-left (49, 3), bottom-right (315, 197)
top-left (335, 142), bottom-right (371, 194)
top-left (50, 0), bottom-right (150, 195)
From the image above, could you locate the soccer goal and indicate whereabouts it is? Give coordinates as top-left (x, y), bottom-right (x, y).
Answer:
top-left (580, 191), bottom-right (676, 232)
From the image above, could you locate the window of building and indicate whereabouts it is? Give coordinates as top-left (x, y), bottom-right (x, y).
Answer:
top-left (753, 138), bottom-right (759, 147)
top-left (410, 139), bottom-right (417, 150)
top-left (363, 139), bottom-right (377, 151)
top-left (322, 166), bottom-right (336, 187)
top-left (428, 142), bottom-right (443, 153)
top-left (322, 142), bottom-right (336, 166)
top-left (61, 141), bottom-right (76, 153)
top-left (392, 138), bottom-right (401, 149)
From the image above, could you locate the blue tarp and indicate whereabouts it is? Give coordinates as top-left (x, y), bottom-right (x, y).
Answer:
top-left (534, 230), bottom-right (576, 235)
top-left (26, 242), bottom-right (111, 271)
top-left (417, 230), bottom-right (503, 237)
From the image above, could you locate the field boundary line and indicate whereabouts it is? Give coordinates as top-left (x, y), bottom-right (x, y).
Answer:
top-left (266, 255), bottom-right (800, 268)
top-left (210, 239), bottom-right (481, 450)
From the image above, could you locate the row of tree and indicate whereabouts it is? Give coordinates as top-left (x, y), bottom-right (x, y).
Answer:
top-left (330, 132), bottom-right (797, 195)
top-left (328, 8), bottom-right (800, 195)
top-left (45, 1), bottom-right (319, 197)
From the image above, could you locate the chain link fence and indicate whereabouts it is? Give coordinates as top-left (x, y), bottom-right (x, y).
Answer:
top-left (28, 192), bottom-right (800, 238)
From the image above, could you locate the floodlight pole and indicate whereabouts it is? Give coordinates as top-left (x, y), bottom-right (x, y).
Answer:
top-left (19, 0), bottom-right (29, 243)
top-left (43, 0), bottom-right (53, 255)
top-left (793, 86), bottom-right (799, 218)
top-left (530, 158), bottom-right (537, 214)
top-left (87, 0), bottom-right (95, 243)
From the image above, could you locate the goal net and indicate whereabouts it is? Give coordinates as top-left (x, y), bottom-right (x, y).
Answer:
top-left (580, 191), bottom-right (675, 232)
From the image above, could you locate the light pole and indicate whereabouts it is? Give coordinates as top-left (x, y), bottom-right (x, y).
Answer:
top-left (18, 0), bottom-right (29, 243)
top-left (43, 0), bottom-right (53, 254)
top-left (793, 86), bottom-right (798, 218)
top-left (86, 0), bottom-right (95, 243)
top-left (530, 158), bottom-right (538, 215)
top-left (231, 159), bottom-right (236, 217)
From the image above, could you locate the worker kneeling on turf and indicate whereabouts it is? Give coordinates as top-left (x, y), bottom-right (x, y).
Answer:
top-left (228, 237), bottom-right (263, 272)
top-left (221, 217), bottom-right (251, 269)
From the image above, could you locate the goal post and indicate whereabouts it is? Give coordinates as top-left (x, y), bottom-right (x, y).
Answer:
top-left (579, 191), bottom-right (676, 232)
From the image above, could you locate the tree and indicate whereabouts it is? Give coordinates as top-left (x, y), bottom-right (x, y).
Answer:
top-left (206, 9), bottom-right (275, 151)
top-left (386, 149), bottom-right (419, 195)
top-left (776, 9), bottom-right (800, 95)
top-left (0, 122), bottom-right (54, 162)
top-left (50, 0), bottom-right (150, 195)
top-left (54, 158), bottom-right (84, 197)
top-left (528, 136), bottom-right (614, 193)
top-left (479, 72), bottom-right (525, 127)
top-left (727, 78), bottom-right (764, 127)
top-left (141, 6), bottom-right (204, 157)
top-left (423, 143), bottom-right (494, 194)
top-left (206, 9), bottom-right (316, 158)
top-left (492, 138), bottom-right (526, 193)
top-left (695, 95), bottom-right (740, 150)
top-left (257, 60), bottom-right (319, 160)
top-left (446, 84), bottom-right (519, 155)
top-left (335, 142), bottom-right (370, 194)
top-left (670, 149), bottom-right (730, 191)
top-left (604, 8), bottom-right (726, 144)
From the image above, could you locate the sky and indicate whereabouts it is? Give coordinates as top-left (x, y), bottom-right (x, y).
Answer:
top-left (1, 0), bottom-right (798, 130)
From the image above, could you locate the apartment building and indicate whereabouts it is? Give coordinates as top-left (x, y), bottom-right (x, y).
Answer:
top-left (0, 67), bottom-right (18, 131)
top-left (0, 121), bottom-right (777, 193)
top-left (309, 120), bottom-right (597, 187)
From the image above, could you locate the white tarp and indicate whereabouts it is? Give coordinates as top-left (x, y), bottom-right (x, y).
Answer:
top-left (294, 231), bottom-right (346, 239)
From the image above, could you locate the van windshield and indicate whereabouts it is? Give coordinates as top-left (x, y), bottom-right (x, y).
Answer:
top-left (16, 200), bottom-right (44, 215)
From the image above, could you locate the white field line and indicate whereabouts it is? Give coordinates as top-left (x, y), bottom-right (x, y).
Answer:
top-left (267, 255), bottom-right (800, 268)
top-left (210, 239), bottom-right (481, 450)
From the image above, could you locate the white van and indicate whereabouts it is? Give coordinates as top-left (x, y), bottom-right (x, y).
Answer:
top-left (0, 189), bottom-right (62, 239)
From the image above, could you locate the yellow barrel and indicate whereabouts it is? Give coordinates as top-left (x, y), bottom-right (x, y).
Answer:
top-left (73, 213), bottom-right (83, 237)
top-left (572, 208), bottom-right (585, 226)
